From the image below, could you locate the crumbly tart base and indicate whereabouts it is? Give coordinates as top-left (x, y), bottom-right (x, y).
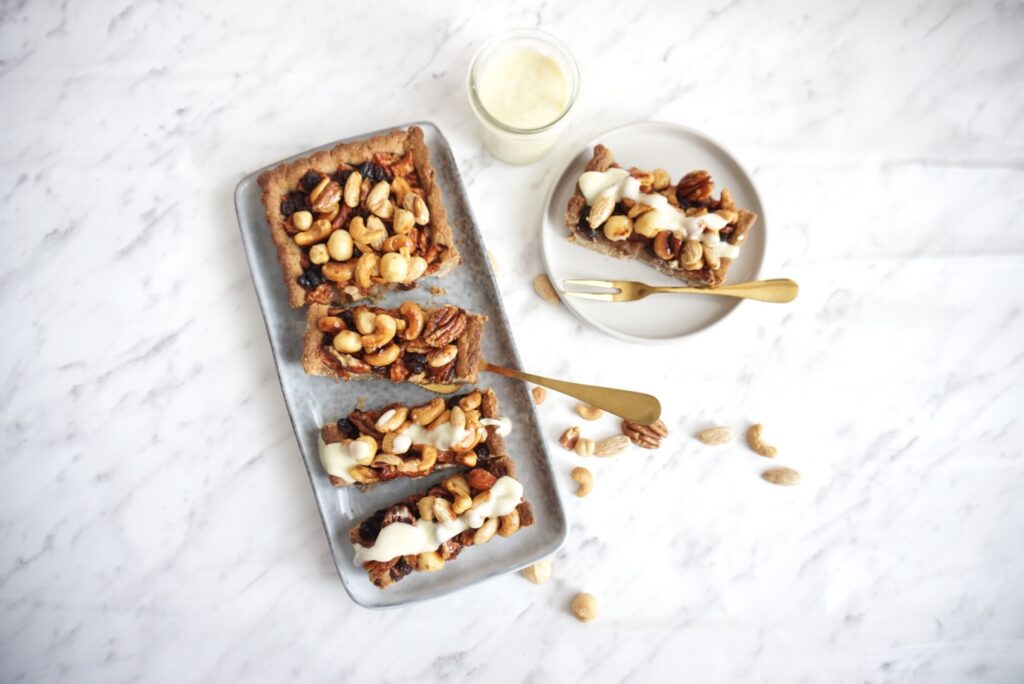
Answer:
top-left (349, 454), bottom-right (535, 589)
top-left (301, 302), bottom-right (486, 385)
top-left (258, 126), bottom-right (459, 307)
top-left (321, 388), bottom-right (508, 487)
top-left (564, 144), bottom-right (757, 288)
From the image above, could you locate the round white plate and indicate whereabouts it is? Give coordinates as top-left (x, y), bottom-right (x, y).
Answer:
top-left (540, 122), bottom-right (766, 343)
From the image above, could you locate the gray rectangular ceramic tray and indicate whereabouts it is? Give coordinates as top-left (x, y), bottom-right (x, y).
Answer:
top-left (234, 121), bottom-right (568, 608)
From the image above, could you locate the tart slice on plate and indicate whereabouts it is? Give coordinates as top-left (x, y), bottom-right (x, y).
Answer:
top-left (349, 456), bottom-right (535, 589)
top-left (258, 126), bottom-right (460, 307)
top-left (319, 388), bottom-right (512, 486)
top-left (302, 301), bottom-right (486, 386)
top-left (564, 144), bottom-right (757, 287)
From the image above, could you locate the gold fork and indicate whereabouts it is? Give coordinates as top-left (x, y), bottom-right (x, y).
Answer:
top-left (421, 359), bottom-right (662, 425)
top-left (561, 278), bottom-right (799, 303)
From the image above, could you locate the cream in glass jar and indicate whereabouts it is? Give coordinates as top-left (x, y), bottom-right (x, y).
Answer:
top-left (468, 29), bottom-right (580, 165)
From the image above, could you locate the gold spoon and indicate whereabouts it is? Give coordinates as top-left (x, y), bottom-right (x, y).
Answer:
top-left (423, 360), bottom-right (662, 425)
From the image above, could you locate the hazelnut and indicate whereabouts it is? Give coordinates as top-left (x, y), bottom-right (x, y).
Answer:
top-left (603, 215), bottom-right (633, 241)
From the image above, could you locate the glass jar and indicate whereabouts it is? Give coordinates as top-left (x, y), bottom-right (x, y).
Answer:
top-left (467, 29), bottom-right (581, 165)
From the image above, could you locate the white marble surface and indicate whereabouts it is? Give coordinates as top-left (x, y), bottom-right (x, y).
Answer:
top-left (2, 0), bottom-right (1023, 681)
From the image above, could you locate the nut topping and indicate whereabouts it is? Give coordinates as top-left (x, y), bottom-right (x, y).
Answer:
top-left (747, 423), bottom-right (778, 458)
top-left (676, 169), bottom-right (713, 203)
top-left (593, 435), bottom-right (629, 457)
top-left (422, 305), bottom-right (467, 348)
top-left (697, 427), bottom-right (732, 445)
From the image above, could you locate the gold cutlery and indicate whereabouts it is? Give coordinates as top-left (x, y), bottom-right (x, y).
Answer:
top-left (561, 277), bottom-right (799, 303)
top-left (422, 359), bottom-right (662, 425)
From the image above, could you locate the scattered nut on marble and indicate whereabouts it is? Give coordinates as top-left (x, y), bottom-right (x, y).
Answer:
top-left (571, 592), bottom-right (599, 623)
top-left (559, 426), bottom-right (580, 451)
top-left (532, 273), bottom-right (560, 305)
top-left (747, 423), bottom-right (778, 458)
top-left (593, 435), bottom-right (629, 457)
top-left (574, 437), bottom-right (595, 457)
top-left (576, 403), bottom-right (604, 421)
top-left (532, 386), bottom-right (547, 405)
top-left (697, 427), bottom-right (732, 445)
top-left (571, 467), bottom-right (593, 497)
top-left (522, 559), bottom-right (551, 584)
top-left (761, 467), bottom-right (800, 486)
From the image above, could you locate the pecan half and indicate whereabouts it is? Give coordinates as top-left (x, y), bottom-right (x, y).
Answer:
top-left (621, 419), bottom-right (669, 449)
top-left (381, 504), bottom-right (415, 527)
top-left (423, 305), bottom-right (467, 348)
top-left (347, 410), bottom-right (383, 440)
top-left (676, 170), bottom-right (713, 204)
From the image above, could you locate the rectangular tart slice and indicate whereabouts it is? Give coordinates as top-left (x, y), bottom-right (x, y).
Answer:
top-left (564, 144), bottom-right (758, 287)
top-left (302, 301), bottom-right (486, 386)
top-left (319, 388), bottom-right (512, 486)
top-left (258, 126), bottom-right (460, 307)
top-left (349, 455), bottom-right (535, 589)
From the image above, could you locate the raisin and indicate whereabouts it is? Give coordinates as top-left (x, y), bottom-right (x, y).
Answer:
top-left (280, 191), bottom-right (308, 217)
top-left (358, 510), bottom-right (386, 543)
top-left (337, 418), bottom-right (360, 439)
top-left (300, 170), bottom-right (322, 193)
top-left (339, 310), bottom-right (355, 330)
top-left (576, 205), bottom-right (597, 240)
top-left (391, 557), bottom-right (414, 579)
top-left (298, 265), bottom-right (324, 290)
top-left (405, 353), bottom-right (427, 376)
top-left (474, 442), bottom-right (490, 459)
top-left (352, 245), bottom-right (362, 259)
top-left (445, 393), bottom-right (468, 410)
top-left (357, 161), bottom-right (393, 184)
top-left (372, 364), bottom-right (390, 376)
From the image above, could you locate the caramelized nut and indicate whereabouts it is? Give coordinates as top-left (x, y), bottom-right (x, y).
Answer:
top-left (343, 170), bottom-right (362, 208)
top-left (653, 230), bottom-right (675, 260)
top-left (411, 397), bottom-right (444, 426)
top-left (374, 405), bottom-right (408, 433)
top-left (681, 240), bottom-right (703, 270)
top-left (293, 219), bottom-right (333, 247)
top-left (327, 229), bottom-right (354, 262)
top-left (417, 550), bottom-right (445, 572)
top-left (393, 208), bottom-right (415, 235)
top-left (363, 342), bottom-right (400, 367)
top-left (432, 497), bottom-right (456, 522)
top-left (322, 261), bottom-right (354, 283)
top-left (652, 168), bottom-right (671, 191)
top-left (403, 255), bottom-right (428, 284)
top-left (379, 252), bottom-right (409, 283)
top-left (317, 316), bottom-right (345, 333)
top-left (603, 215), bottom-right (633, 241)
top-left (466, 468), bottom-right (497, 491)
top-left (354, 307), bottom-right (377, 335)
top-left (398, 301), bottom-right (425, 340)
top-left (354, 253), bottom-right (380, 290)
top-left (472, 517), bottom-right (498, 545)
top-left (309, 243), bottom-right (329, 265)
top-left (332, 330), bottom-right (362, 354)
top-left (498, 509), bottom-right (520, 537)
top-left (427, 344), bottom-right (458, 368)
top-left (291, 210), bottom-right (313, 230)
top-left (458, 391), bottom-right (482, 411)
top-left (310, 180), bottom-right (342, 213)
top-left (702, 243), bottom-right (721, 270)
top-left (417, 495), bottom-right (435, 521)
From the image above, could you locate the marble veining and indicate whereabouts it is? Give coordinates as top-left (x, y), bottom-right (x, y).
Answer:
top-left (1, 0), bottom-right (1023, 681)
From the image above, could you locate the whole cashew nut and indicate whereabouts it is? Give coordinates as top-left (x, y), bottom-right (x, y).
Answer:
top-left (361, 314), bottom-right (397, 351)
top-left (399, 301), bottom-right (425, 340)
top-left (354, 253), bottom-right (380, 291)
top-left (363, 342), bottom-right (401, 367)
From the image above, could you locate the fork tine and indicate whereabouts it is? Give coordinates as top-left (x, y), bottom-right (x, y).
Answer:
top-left (562, 279), bottom-right (618, 289)
top-left (562, 291), bottom-right (617, 301)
